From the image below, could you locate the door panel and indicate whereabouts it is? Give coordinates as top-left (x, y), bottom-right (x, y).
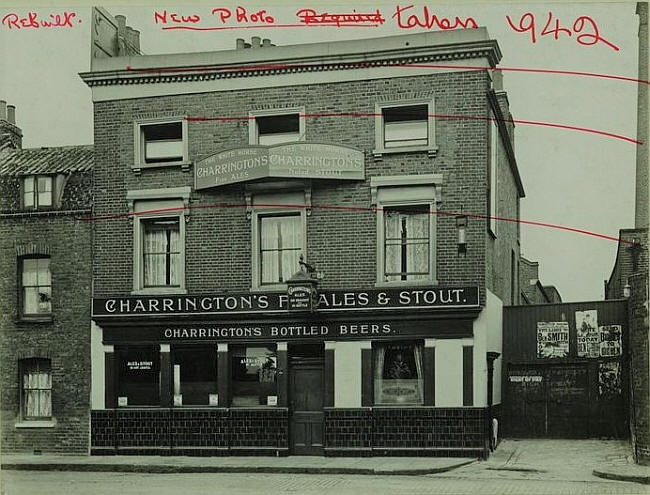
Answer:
top-left (546, 365), bottom-right (589, 437)
top-left (289, 362), bottom-right (324, 455)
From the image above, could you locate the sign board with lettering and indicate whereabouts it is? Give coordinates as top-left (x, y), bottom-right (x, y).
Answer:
top-left (536, 321), bottom-right (569, 358)
top-left (92, 286), bottom-right (479, 317)
top-left (102, 317), bottom-right (474, 344)
top-left (287, 284), bottom-right (315, 312)
top-left (194, 142), bottom-right (365, 189)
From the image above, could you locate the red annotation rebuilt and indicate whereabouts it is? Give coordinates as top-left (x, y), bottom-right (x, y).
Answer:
top-left (1, 11), bottom-right (80, 29)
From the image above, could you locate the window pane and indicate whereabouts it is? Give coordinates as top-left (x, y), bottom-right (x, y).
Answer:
top-left (374, 342), bottom-right (423, 405)
top-left (23, 177), bottom-right (35, 207)
top-left (22, 359), bottom-right (52, 419)
top-left (118, 346), bottom-right (160, 406)
top-left (37, 258), bottom-right (51, 285)
top-left (261, 251), bottom-right (279, 284)
top-left (173, 347), bottom-right (217, 406)
top-left (384, 121), bottom-right (428, 147)
top-left (143, 122), bottom-right (183, 163)
top-left (37, 177), bottom-right (53, 207)
top-left (231, 345), bottom-right (277, 407)
top-left (24, 176), bottom-right (34, 193)
top-left (383, 105), bottom-right (428, 122)
top-left (23, 287), bottom-right (40, 314)
top-left (257, 114), bottom-right (299, 134)
top-left (22, 259), bottom-right (38, 286)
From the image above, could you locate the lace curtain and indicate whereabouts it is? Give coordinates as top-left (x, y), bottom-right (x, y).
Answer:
top-left (260, 215), bottom-right (301, 284)
top-left (374, 343), bottom-right (424, 405)
top-left (23, 365), bottom-right (51, 418)
top-left (143, 220), bottom-right (180, 286)
top-left (385, 210), bottom-right (429, 281)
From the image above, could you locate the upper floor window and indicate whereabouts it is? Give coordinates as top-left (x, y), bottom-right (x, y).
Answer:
top-left (371, 175), bottom-right (441, 287)
top-left (374, 99), bottom-right (437, 158)
top-left (20, 257), bottom-right (51, 317)
top-left (384, 205), bottom-right (430, 282)
top-left (23, 175), bottom-right (52, 209)
top-left (127, 188), bottom-right (191, 295)
top-left (249, 108), bottom-right (305, 146)
top-left (134, 119), bottom-right (189, 172)
top-left (383, 105), bottom-right (428, 148)
top-left (21, 358), bottom-right (52, 420)
top-left (142, 218), bottom-right (181, 288)
top-left (259, 214), bottom-right (302, 285)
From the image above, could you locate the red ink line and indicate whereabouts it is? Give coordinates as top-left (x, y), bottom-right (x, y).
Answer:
top-left (184, 113), bottom-right (641, 145)
top-left (124, 61), bottom-right (650, 87)
top-left (74, 203), bottom-right (636, 245)
top-left (161, 24), bottom-right (379, 31)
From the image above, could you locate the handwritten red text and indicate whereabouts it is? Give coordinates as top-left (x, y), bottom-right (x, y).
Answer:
top-left (153, 10), bottom-right (201, 25)
top-left (211, 6), bottom-right (275, 25)
top-left (1, 11), bottom-right (79, 29)
top-left (393, 5), bottom-right (478, 30)
top-left (506, 12), bottom-right (619, 51)
top-left (296, 9), bottom-right (385, 27)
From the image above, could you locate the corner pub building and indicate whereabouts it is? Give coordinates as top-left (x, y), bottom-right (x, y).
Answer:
top-left (83, 12), bottom-right (524, 457)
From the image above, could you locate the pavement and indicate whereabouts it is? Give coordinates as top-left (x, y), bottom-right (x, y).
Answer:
top-left (2, 438), bottom-right (650, 484)
top-left (0, 453), bottom-right (475, 476)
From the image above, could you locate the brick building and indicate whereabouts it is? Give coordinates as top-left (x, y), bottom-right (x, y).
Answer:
top-left (520, 256), bottom-right (562, 304)
top-left (0, 101), bottom-right (93, 453)
top-left (81, 12), bottom-right (523, 457)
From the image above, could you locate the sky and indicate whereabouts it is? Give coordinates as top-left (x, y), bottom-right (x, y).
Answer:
top-left (0, 1), bottom-right (641, 302)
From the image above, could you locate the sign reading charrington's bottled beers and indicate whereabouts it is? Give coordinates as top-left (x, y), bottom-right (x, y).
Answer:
top-left (92, 287), bottom-right (479, 317)
top-left (194, 142), bottom-right (365, 189)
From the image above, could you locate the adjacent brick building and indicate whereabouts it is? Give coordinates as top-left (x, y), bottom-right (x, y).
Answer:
top-left (81, 11), bottom-right (523, 457)
top-left (520, 256), bottom-right (562, 304)
top-left (0, 101), bottom-right (93, 453)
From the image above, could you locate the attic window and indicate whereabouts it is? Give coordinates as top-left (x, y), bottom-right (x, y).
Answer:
top-left (142, 122), bottom-right (184, 164)
top-left (23, 176), bottom-right (53, 209)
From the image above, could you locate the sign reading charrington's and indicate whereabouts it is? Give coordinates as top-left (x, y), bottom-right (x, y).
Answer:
top-left (92, 287), bottom-right (479, 317)
top-left (194, 142), bottom-right (365, 189)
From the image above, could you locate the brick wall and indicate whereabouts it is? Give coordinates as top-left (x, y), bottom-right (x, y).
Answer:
top-left (605, 229), bottom-right (648, 299)
top-left (0, 213), bottom-right (92, 453)
top-left (629, 273), bottom-right (649, 464)
top-left (91, 71), bottom-right (514, 302)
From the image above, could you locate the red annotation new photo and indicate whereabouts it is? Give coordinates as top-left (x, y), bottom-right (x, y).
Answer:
top-left (1, 11), bottom-right (80, 29)
top-left (506, 11), bottom-right (619, 51)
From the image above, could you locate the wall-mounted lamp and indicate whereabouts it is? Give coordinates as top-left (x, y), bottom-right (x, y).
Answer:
top-left (456, 214), bottom-right (468, 255)
top-left (623, 282), bottom-right (631, 298)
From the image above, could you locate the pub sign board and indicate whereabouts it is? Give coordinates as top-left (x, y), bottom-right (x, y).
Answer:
top-left (93, 287), bottom-right (479, 317)
top-left (194, 143), bottom-right (365, 189)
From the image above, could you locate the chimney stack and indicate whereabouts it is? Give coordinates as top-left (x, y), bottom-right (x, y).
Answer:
top-left (262, 38), bottom-right (272, 47)
top-left (0, 101), bottom-right (22, 149)
top-left (251, 36), bottom-right (261, 48)
top-left (635, 1), bottom-right (649, 228)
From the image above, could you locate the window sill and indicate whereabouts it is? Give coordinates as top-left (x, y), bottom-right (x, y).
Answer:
top-left (15, 316), bottom-right (54, 324)
top-left (132, 160), bottom-right (192, 175)
top-left (375, 279), bottom-right (439, 289)
top-left (373, 146), bottom-right (438, 161)
top-left (250, 284), bottom-right (287, 293)
top-left (15, 419), bottom-right (57, 428)
top-left (131, 287), bottom-right (188, 296)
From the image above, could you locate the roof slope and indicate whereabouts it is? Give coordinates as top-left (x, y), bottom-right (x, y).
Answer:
top-left (0, 145), bottom-right (93, 176)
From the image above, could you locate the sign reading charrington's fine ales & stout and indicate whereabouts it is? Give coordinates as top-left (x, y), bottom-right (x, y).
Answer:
top-left (92, 286), bottom-right (479, 316)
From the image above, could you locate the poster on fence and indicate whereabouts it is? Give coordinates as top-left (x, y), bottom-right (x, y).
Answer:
top-left (536, 321), bottom-right (570, 358)
top-left (598, 361), bottom-right (621, 398)
top-left (576, 310), bottom-right (599, 358)
top-left (599, 325), bottom-right (622, 357)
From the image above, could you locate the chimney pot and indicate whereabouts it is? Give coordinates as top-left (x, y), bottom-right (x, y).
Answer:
top-left (251, 36), bottom-right (261, 48)
top-left (7, 105), bottom-right (15, 125)
top-left (262, 38), bottom-right (271, 47)
top-left (236, 38), bottom-right (245, 49)
top-left (115, 14), bottom-right (126, 30)
top-left (0, 100), bottom-right (6, 121)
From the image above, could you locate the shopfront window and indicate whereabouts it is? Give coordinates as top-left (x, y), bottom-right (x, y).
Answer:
top-left (231, 345), bottom-right (277, 407)
top-left (373, 341), bottom-right (424, 405)
top-left (117, 346), bottom-right (160, 406)
top-left (172, 346), bottom-right (217, 406)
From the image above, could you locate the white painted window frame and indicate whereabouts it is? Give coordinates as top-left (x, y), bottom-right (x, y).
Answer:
top-left (370, 175), bottom-right (443, 288)
top-left (373, 97), bottom-right (438, 160)
top-left (127, 187), bottom-right (191, 295)
top-left (248, 107), bottom-right (306, 145)
top-left (250, 191), bottom-right (307, 291)
top-left (133, 117), bottom-right (190, 173)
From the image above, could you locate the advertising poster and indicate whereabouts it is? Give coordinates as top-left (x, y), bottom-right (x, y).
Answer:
top-left (599, 362), bottom-right (622, 398)
top-left (576, 310), bottom-right (599, 358)
top-left (536, 321), bottom-right (570, 358)
top-left (599, 325), bottom-right (623, 357)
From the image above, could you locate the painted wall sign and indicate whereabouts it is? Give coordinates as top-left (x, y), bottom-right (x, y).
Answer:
top-left (194, 142), bottom-right (365, 189)
top-left (101, 318), bottom-right (473, 343)
top-left (576, 309), bottom-right (599, 358)
top-left (599, 325), bottom-right (622, 357)
top-left (92, 286), bottom-right (479, 317)
top-left (536, 321), bottom-right (569, 358)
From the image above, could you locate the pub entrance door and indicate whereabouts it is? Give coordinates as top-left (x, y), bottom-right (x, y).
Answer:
top-left (288, 344), bottom-right (324, 455)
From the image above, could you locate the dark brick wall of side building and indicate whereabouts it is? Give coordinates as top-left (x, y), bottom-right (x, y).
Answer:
top-left (0, 214), bottom-right (92, 454)
top-left (92, 71), bottom-right (496, 301)
top-left (605, 229), bottom-right (648, 300)
top-left (629, 273), bottom-right (649, 464)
